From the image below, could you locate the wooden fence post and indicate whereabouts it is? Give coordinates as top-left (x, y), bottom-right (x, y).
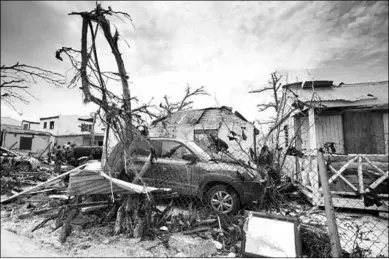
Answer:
top-left (317, 150), bottom-right (342, 257)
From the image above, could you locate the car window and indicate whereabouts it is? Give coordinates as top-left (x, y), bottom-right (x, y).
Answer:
top-left (133, 139), bottom-right (151, 157)
top-left (161, 141), bottom-right (193, 161)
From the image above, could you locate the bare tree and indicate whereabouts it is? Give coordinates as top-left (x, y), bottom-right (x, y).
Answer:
top-left (55, 3), bottom-right (207, 238)
top-left (249, 71), bottom-right (283, 113)
top-left (1, 62), bottom-right (65, 113)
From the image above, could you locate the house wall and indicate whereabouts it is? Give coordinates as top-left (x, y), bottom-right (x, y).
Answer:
top-left (2, 132), bottom-right (52, 156)
top-left (315, 115), bottom-right (345, 153)
top-left (29, 123), bottom-right (41, 131)
top-left (40, 117), bottom-right (61, 135)
top-left (40, 115), bottom-right (105, 136)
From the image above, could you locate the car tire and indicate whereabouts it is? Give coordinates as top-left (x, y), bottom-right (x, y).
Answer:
top-left (16, 162), bottom-right (32, 172)
top-left (206, 184), bottom-right (240, 214)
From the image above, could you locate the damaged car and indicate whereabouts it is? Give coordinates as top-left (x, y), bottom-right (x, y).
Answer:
top-left (0, 146), bottom-right (40, 171)
top-left (126, 138), bottom-right (265, 214)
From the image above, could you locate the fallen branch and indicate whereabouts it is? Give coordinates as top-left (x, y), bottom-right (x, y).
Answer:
top-left (31, 214), bottom-right (57, 232)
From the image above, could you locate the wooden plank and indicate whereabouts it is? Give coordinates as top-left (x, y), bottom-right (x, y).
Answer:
top-left (362, 155), bottom-right (386, 175)
top-left (308, 108), bottom-right (317, 151)
top-left (81, 205), bottom-right (108, 213)
top-left (331, 197), bottom-right (389, 212)
top-left (1, 164), bottom-right (86, 204)
top-left (358, 156), bottom-right (364, 196)
top-left (337, 175), bottom-right (358, 192)
top-left (326, 154), bottom-right (389, 163)
top-left (328, 155), bottom-right (359, 184)
top-left (367, 172), bottom-right (389, 191)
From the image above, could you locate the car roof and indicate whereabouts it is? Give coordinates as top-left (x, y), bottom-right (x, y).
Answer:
top-left (148, 137), bottom-right (192, 143)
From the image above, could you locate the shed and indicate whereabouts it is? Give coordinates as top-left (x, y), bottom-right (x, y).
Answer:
top-left (280, 80), bottom-right (388, 211)
top-left (1, 128), bottom-right (54, 157)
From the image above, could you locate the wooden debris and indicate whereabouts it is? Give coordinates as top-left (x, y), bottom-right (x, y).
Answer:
top-left (18, 207), bottom-right (59, 219)
top-left (104, 204), bottom-right (118, 223)
top-left (31, 215), bottom-right (57, 233)
top-left (1, 164), bottom-right (86, 204)
top-left (59, 209), bottom-right (79, 243)
top-left (81, 204), bottom-right (108, 213)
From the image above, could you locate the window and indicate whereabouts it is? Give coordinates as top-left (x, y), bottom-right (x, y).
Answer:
top-left (43, 122), bottom-right (47, 129)
top-left (343, 111), bottom-right (385, 154)
top-left (19, 137), bottom-right (33, 150)
top-left (80, 123), bottom-right (93, 132)
top-left (23, 124), bottom-right (29, 130)
top-left (133, 139), bottom-right (151, 156)
top-left (49, 121), bottom-right (55, 129)
top-left (161, 141), bottom-right (193, 160)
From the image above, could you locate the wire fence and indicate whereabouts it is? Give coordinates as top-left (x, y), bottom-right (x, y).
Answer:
top-left (124, 133), bottom-right (388, 257)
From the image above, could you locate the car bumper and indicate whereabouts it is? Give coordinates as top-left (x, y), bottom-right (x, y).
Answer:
top-left (240, 181), bottom-right (265, 205)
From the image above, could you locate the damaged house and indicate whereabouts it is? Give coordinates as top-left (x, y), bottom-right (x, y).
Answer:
top-left (149, 106), bottom-right (259, 159)
top-left (279, 80), bottom-right (388, 211)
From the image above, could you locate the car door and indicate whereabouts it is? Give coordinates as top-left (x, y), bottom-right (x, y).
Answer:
top-left (153, 140), bottom-right (198, 195)
top-left (130, 139), bottom-right (161, 186)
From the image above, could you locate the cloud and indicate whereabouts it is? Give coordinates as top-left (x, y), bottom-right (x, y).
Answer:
top-left (1, 1), bottom-right (387, 124)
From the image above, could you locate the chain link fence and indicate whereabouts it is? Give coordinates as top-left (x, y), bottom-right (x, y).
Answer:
top-left (123, 131), bottom-right (388, 257)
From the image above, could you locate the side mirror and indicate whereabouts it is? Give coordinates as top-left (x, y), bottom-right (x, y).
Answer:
top-left (182, 154), bottom-right (198, 164)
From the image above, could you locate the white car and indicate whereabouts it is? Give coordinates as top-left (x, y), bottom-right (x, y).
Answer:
top-left (0, 147), bottom-right (40, 171)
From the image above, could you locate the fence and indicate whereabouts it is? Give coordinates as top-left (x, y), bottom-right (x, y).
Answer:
top-left (125, 136), bottom-right (388, 257)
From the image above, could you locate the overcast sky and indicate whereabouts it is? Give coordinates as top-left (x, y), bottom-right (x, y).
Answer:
top-left (1, 1), bottom-right (388, 125)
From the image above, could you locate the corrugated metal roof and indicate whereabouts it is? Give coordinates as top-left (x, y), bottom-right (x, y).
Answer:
top-left (167, 109), bottom-right (206, 125)
top-left (287, 81), bottom-right (388, 106)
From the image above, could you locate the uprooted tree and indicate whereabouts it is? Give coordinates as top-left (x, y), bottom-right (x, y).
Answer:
top-left (1, 63), bottom-right (65, 113)
top-left (55, 3), bottom-right (207, 238)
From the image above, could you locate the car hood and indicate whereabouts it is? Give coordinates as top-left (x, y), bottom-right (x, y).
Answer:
top-left (198, 160), bottom-right (261, 180)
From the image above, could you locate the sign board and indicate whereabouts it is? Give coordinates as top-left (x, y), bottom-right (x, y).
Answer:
top-left (242, 211), bottom-right (302, 258)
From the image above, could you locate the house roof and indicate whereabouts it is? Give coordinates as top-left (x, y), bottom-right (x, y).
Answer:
top-left (2, 128), bottom-right (53, 136)
top-left (153, 106), bottom-right (249, 126)
top-left (285, 80), bottom-right (388, 108)
top-left (22, 120), bottom-right (40, 124)
top-left (1, 116), bottom-right (21, 126)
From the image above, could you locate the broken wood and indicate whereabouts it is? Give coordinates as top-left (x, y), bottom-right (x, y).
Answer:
top-left (114, 203), bottom-right (125, 235)
top-left (1, 164), bottom-right (87, 204)
top-left (18, 207), bottom-right (60, 219)
top-left (81, 204), bottom-right (108, 213)
top-left (104, 204), bottom-right (118, 223)
top-left (31, 214), bottom-right (57, 233)
top-left (59, 208), bottom-right (78, 243)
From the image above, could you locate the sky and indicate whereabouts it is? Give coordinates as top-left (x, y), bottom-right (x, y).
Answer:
top-left (1, 1), bottom-right (388, 127)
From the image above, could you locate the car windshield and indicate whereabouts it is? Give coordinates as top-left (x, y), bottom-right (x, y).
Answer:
top-left (185, 141), bottom-right (212, 161)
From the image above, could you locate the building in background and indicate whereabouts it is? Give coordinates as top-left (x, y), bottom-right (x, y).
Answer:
top-left (39, 114), bottom-right (105, 146)
top-left (149, 106), bottom-right (259, 159)
top-left (21, 120), bottom-right (41, 131)
top-left (1, 127), bottom-right (54, 157)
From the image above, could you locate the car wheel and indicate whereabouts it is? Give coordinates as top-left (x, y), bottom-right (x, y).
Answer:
top-left (206, 185), bottom-right (240, 214)
top-left (16, 162), bottom-right (32, 172)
